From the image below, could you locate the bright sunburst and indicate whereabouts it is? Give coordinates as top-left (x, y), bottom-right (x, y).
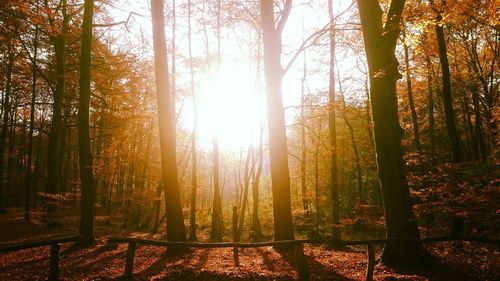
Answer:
top-left (183, 61), bottom-right (263, 152)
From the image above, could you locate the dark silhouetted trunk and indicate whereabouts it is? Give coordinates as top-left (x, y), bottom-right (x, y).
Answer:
top-left (434, 11), bottom-right (462, 163)
top-left (0, 42), bottom-right (13, 214)
top-left (46, 0), bottom-right (68, 195)
top-left (78, 0), bottom-right (95, 244)
top-left (356, 0), bottom-right (422, 265)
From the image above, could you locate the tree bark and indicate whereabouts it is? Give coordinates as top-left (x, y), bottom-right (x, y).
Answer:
top-left (78, 0), bottom-right (95, 244)
top-left (260, 0), bottom-right (294, 242)
top-left (25, 23), bottom-right (39, 223)
top-left (434, 11), bottom-right (462, 163)
top-left (187, 0), bottom-right (198, 242)
top-left (46, 0), bottom-right (68, 195)
top-left (150, 0), bottom-right (186, 242)
top-left (402, 27), bottom-right (421, 152)
top-left (327, 0), bottom-right (341, 242)
top-left (356, 0), bottom-right (422, 265)
top-left (0, 41), bottom-right (14, 214)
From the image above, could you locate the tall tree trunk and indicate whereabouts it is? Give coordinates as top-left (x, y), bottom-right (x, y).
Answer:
top-left (327, 0), bottom-right (341, 242)
top-left (25, 24), bottom-right (39, 223)
top-left (433, 10), bottom-right (462, 163)
top-left (210, 0), bottom-right (223, 242)
top-left (187, 0), bottom-right (198, 242)
top-left (150, 0), bottom-right (186, 242)
top-left (425, 54), bottom-right (436, 166)
top-left (210, 137), bottom-right (223, 241)
top-left (339, 91), bottom-right (363, 203)
top-left (260, 0), bottom-right (294, 242)
top-left (402, 27), bottom-right (421, 152)
top-left (46, 0), bottom-right (68, 195)
top-left (78, 0), bottom-right (96, 244)
top-left (356, 0), bottom-right (422, 265)
top-left (237, 147), bottom-right (253, 241)
top-left (300, 41), bottom-right (308, 214)
top-left (251, 141), bottom-right (263, 241)
top-left (0, 42), bottom-right (14, 214)
top-left (471, 88), bottom-right (486, 163)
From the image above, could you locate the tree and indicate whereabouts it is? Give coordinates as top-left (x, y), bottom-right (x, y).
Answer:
top-left (356, 0), bottom-right (423, 265)
top-left (46, 0), bottom-right (68, 195)
top-left (328, 0), bottom-right (341, 242)
top-left (402, 25), bottom-right (421, 152)
top-left (150, 0), bottom-right (186, 242)
top-left (78, 0), bottom-right (96, 244)
top-left (210, 0), bottom-right (224, 242)
top-left (260, 0), bottom-right (294, 242)
top-left (430, 0), bottom-right (462, 163)
top-left (187, 0), bottom-right (198, 242)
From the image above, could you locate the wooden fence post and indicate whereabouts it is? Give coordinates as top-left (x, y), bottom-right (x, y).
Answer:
top-left (48, 243), bottom-right (60, 281)
top-left (232, 206), bottom-right (239, 266)
top-left (124, 242), bottom-right (137, 280)
top-left (294, 244), bottom-right (309, 281)
top-left (365, 243), bottom-right (375, 281)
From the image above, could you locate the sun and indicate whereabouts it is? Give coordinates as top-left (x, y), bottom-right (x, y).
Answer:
top-left (182, 61), bottom-right (264, 152)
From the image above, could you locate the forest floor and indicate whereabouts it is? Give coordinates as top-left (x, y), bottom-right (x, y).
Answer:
top-left (1, 209), bottom-right (499, 281)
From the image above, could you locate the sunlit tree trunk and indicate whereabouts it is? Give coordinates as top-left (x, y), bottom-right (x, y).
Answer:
top-left (187, 0), bottom-right (198, 242)
top-left (210, 0), bottom-right (223, 242)
top-left (402, 27), bottom-right (421, 152)
top-left (328, 0), bottom-right (341, 241)
top-left (237, 147), bottom-right (253, 241)
top-left (78, 0), bottom-right (95, 244)
top-left (150, 0), bottom-right (186, 242)
top-left (210, 136), bottom-right (223, 241)
top-left (339, 90), bottom-right (363, 203)
top-left (251, 142), bottom-right (264, 241)
top-left (300, 43), bottom-right (308, 214)
top-left (425, 54), bottom-right (436, 166)
top-left (260, 0), bottom-right (294, 242)
top-left (356, 0), bottom-right (422, 265)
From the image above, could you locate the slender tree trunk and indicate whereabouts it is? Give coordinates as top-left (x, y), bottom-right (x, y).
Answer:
top-left (356, 0), bottom-right (422, 265)
top-left (78, 0), bottom-right (95, 244)
top-left (260, 0), bottom-right (294, 242)
top-left (151, 0), bottom-right (186, 242)
top-left (471, 88), bottom-right (486, 162)
top-left (237, 147), bottom-right (253, 241)
top-left (46, 0), bottom-right (67, 195)
top-left (327, 0), bottom-right (341, 242)
top-left (339, 92), bottom-right (363, 203)
top-left (24, 24), bottom-right (39, 223)
top-left (210, 0), bottom-right (223, 242)
top-left (187, 0), bottom-right (198, 241)
top-left (402, 27), bottom-right (421, 152)
top-left (425, 54), bottom-right (436, 166)
top-left (300, 42), bottom-right (308, 214)
top-left (0, 42), bottom-right (13, 214)
top-left (251, 141), bottom-right (263, 241)
top-left (433, 11), bottom-right (462, 163)
top-left (210, 137), bottom-right (223, 241)
top-left (313, 123), bottom-right (322, 232)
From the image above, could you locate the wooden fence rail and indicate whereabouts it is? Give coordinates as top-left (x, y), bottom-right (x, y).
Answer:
top-left (108, 237), bottom-right (312, 281)
top-left (108, 235), bottom-right (499, 281)
top-left (0, 234), bottom-right (81, 281)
